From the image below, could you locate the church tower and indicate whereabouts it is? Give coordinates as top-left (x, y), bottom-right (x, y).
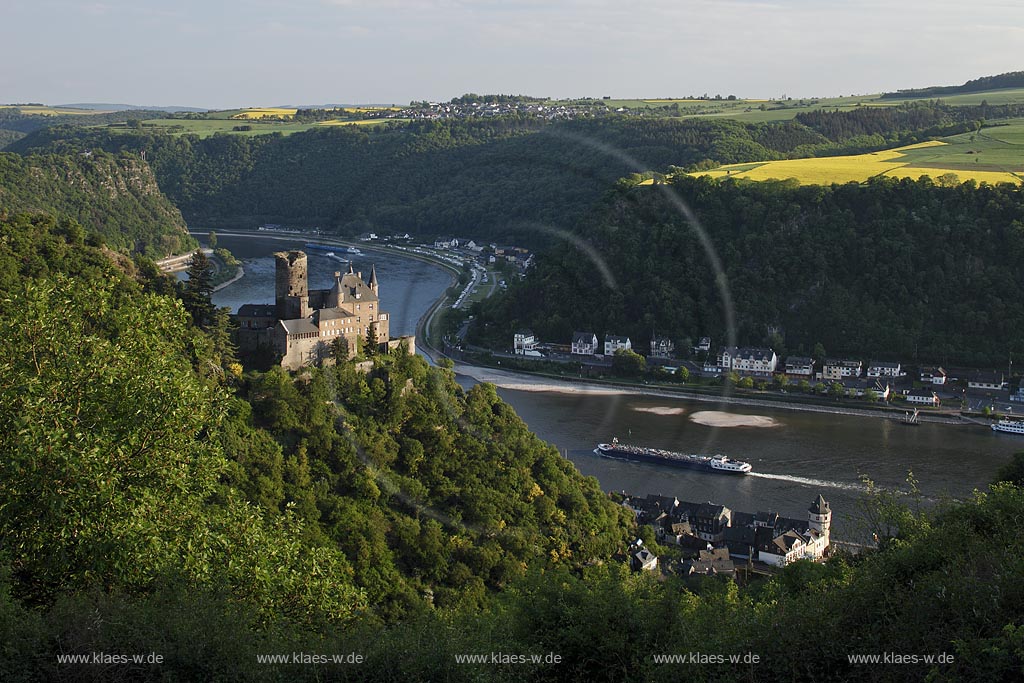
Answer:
top-left (808, 494), bottom-right (831, 537)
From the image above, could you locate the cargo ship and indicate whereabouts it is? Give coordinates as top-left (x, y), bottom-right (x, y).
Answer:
top-left (595, 438), bottom-right (752, 474)
top-left (991, 419), bottom-right (1024, 435)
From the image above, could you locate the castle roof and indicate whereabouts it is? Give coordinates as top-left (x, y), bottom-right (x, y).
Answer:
top-left (314, 307), bottom-right (354, 322)
top-left (278, 318), bottom-right (318, 335)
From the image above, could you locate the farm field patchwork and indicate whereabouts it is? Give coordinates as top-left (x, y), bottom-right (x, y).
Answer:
top-left (100, 116), bottom-right (407, 138)
top-left (690, 124), bottom-right (1024, 185)
top-left (0, 104), bottom-right (112, 116)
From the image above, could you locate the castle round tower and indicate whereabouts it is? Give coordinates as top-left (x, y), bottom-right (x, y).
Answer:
top-left (274, 250), bottom-right (309, 320)
top-left (808, 494), bottom-right (831, 537)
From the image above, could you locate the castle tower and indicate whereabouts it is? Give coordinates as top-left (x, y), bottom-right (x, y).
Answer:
top-left (368, 264), bottom-right (379, 296)
top-left (808, 494), bottom-right (831, 537)
top-left (329, 271), bottom-right (344, 308)
top-left (274, 250), bottom-right (309, 320)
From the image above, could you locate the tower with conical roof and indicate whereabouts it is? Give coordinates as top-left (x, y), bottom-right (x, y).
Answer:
top-left (368, 264), bottom-right (379, 296)
top-left (808, 494), bottom-right (831, 537)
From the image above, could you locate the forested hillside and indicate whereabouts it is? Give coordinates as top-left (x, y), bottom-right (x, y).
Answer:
top-left (10, 101), bottom-right (999, 245)
top-left (0, 211), bottom-right (635, 677)
top-left (881, 70), bottom-right (1024, 99)
top-left (0, 151), bottom-right (193, 256)
top-left (472, 175), bottom-right (1024, 367)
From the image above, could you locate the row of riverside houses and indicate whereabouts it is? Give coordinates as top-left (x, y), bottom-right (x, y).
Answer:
top-left (621, 493), bottom-right (832, 576)
top-left (511, 331), bottom-right (1015, 403)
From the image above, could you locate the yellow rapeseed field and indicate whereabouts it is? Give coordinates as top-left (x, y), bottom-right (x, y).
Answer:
top-left (231, 108), bottom-right (297, 119)
top-left (691, 141), bottom-right (1021, 185)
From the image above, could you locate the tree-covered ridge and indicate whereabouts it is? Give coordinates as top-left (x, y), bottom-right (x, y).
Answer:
top-left (0, 210), bottom-right (633, 624)
top-left (0, 213), bottom-right (364, 628)
top-left (795, 100), bottom-right (1024, 141)
top-left (881, 70), bottom-right (1024, 99)
top-left (473, 175), bottom-right (1024, 367)
top-left (0, 151), bottom-right (194, 256)
top-left (10, 102), bottom-right (1004, 245)
top-left (224, 356), bottom-right (634, 618)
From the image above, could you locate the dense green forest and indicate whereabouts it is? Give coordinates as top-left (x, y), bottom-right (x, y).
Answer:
top-left (881, 70), bottom-right (1024, 99)
top-left (794, 101), bottom-right (1023, 141)
top-left (472, 175), bottom-right (1024, 367)
top-left (0, 151), bottom-right (194, 256)
top-left (10, 100), bottom-right (1000, 245)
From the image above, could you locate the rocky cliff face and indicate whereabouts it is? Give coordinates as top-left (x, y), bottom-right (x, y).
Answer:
top-left (0, 150), bottom-right (193, 257)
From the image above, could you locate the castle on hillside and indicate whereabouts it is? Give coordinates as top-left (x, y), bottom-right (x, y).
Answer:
top-left (234, 250), bottom-right (414, 370)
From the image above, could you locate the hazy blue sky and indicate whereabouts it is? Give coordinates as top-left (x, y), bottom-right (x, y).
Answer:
top-left (4, 0), bottom-right (1022, 108)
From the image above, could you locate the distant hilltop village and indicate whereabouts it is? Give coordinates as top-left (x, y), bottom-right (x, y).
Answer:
top-left (234, 250), bottom-right (414, 370)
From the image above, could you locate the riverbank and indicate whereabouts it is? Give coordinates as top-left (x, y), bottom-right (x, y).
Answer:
top-left (451, 363), bottom-right (975, 427)
top-left (212, 264), bottom-right (245, 292)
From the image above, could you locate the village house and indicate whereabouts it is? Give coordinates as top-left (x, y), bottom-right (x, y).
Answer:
top-left (513, 329), bottom-right (538, 355)
top-left (905, 388), bottom-right (940, 406)
top-left (571, 331), bottom-right (599, 356)
top-left (604, 334), bottom-right (632, 356)
top-left (784, 356), bottom-right (815, 377)
top-left (650, 336), bottom-right (675, 359)
top-left (683, 548), bottom-right (736, 579)
top-left (919, 366), bottom-right (947, 385)
top-left (629, 542), bottom-right (659, 573)
top-left (729, 347), bottom-right (778, 376)
top-left (695, 337), bottom-right (712, 353)
top-left (968, 371), bottom-right (1006, 391)
top-left (841, 378), bottom-right (891, 400)
top-left (867, 361), bottom-right (903, 378)
top-left (822, 358), bottom-right (862, 380)
top-left (1011, 380), bottom-right (1024, 403)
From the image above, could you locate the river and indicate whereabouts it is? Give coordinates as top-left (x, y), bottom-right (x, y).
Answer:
top-left (211, 234), bottom-right (1021, 539)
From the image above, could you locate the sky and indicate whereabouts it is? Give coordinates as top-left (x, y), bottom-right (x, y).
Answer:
top-left (3, 0), bottom-right (1022, 109)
